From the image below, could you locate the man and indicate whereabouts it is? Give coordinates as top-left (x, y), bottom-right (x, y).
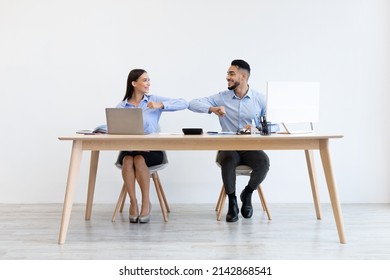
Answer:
top-left (189, 59), bottom-right (270, 222)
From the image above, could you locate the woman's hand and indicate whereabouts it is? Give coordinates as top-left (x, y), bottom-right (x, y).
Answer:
top-left (147, 101), bottom-right (164, 109)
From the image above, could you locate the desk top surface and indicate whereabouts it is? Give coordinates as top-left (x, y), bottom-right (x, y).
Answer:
top-left (59, 132), bottom-right (343, 141)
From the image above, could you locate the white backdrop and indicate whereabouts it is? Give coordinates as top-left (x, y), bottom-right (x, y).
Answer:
top-left (0, 0), bottom-right (389, 204)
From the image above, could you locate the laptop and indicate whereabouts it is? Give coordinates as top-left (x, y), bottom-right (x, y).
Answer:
top-left (105, 108), bottom-right (144, 135)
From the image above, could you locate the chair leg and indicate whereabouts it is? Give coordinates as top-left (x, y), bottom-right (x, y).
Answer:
top-left (257, 185), bottom-right (272, 220)
top-left (119, 183), bottom-right (126, 213)
top-left (215, 185), bottom-right (225, 212)
top-left (216, 184), bottom-right (271, 221)
top-left (113, 172), bottom-right (170, 223)
top-left (217, 186), bottom-right (227, 221)
top-left (258, 185), bottom-right (266, 211)
top-left (112, 183), bottom-right (127, 222)
top-left (152, 172), bottom-right (168, 222)
top-left (154, 172), bottom-right (170, 213)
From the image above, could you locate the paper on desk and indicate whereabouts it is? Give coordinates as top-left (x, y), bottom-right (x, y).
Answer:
top-left (76, 124), bottom-right (108, 134)
top-left (76, 129), bottom-right (94, 134)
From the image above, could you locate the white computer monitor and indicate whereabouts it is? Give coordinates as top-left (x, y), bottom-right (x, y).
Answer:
top-left (266, 81), bottom-right (320, 133)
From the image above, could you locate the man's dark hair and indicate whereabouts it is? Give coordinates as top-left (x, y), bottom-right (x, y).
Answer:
top-left (231, 59), bottom-right (251, 74)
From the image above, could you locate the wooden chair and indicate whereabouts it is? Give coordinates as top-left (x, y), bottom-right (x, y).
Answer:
top-left (112, 151), bottom-right (170, 222)
top-left (215, 164), bottom-right (271, 221)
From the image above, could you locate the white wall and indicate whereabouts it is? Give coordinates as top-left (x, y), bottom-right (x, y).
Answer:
top-left (0, 0), bottom-right (389, 204)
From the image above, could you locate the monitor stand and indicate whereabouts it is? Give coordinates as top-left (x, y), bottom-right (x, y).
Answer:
top-left (279, 122), bottom-right (315, 134)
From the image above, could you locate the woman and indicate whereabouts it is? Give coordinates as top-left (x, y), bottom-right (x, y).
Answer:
top-left (116, 69), bottom-right (188, 223)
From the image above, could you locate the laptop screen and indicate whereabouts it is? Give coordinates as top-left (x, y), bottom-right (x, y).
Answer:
top-left (105, 108), bottom-right (144, 135)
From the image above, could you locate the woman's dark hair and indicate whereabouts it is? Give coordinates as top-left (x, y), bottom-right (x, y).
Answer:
top-left (122, 69), bottom-right (147, 101)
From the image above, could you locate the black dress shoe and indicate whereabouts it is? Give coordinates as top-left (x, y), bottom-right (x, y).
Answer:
top-left (226, 196), bottom-right (239, 222)
top-left (240, 189), bottom-right (253, 218)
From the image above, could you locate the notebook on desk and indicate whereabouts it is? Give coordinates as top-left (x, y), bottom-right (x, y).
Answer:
top-left (105, 108), bottom-right (144, 135)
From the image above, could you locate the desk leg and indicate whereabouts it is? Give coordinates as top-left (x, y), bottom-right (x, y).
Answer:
top-left (85, 151), bottom-right (100, 220)
top-left (305, 150), bottom-right (322, 219)
top-left (319, 140), bottom-right (347, 244)
top-left (58, 140), bottom-right (83, 245)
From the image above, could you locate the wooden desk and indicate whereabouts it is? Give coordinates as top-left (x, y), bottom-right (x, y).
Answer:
top-left (58, 133), bottom-right (345, 244)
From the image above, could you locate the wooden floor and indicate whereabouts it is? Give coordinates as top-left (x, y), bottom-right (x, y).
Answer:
top-left (1, 203), bottom-right (390, 260)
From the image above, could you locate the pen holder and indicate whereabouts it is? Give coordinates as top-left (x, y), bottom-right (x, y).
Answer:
top-left (260, 122), bottom-right (272, 135)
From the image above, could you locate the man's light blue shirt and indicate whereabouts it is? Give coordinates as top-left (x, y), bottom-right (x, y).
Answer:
top-left (188, 88), bottom-right (266, 132)
top-left (117, 94), bottom-right (188, 134)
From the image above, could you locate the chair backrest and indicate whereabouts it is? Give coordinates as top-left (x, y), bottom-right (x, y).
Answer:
top-left (234, 165), bottom-right (252, 176)
top-left (115, 151), bottom-right (168, 172)
top-left (148, 151), bottom-right (168, 173)
top-left (215, 153), bottom-right (252, 176)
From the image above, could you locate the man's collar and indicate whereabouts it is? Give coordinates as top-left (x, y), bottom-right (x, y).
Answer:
top-left (231, 87), bottom-right (252, 99)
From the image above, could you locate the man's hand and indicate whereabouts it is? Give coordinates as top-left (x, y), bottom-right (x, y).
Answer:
top-left (209, 106), bottom-right (225, 117)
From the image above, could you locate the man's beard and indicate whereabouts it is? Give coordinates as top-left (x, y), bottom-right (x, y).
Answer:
top-left (228, 81), bottom-right (240, 90)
